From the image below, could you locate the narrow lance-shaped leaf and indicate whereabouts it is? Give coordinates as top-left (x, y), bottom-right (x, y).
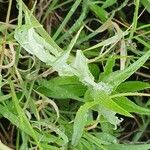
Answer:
top-left (90, 90), bottom-right (132, 117)
top-left (71, 101), bottom-right (98, 146)
top-left (53, 26), bottom-right (84, 75)
top-left (16, 0), bottom-right (62, 52)
top-left (102, 50), bottom-right (150, 90)
top-left (99, 56), bottom-right (115, 81)
top-left (113, 96), bottom-right (150, 115)
top-left (102, 0), bottom-right (117, 8)
top-left (89, 3), bottom-right (108, 22)
top-left (105, 143), bottom-right (150, 150)
top-left (117, 81), bottom-right (150, 92)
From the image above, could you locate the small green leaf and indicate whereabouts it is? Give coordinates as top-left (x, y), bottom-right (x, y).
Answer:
top-left (89, 63), bottom-right (100, 80)
top-left (117, 81), bottom-right (150, 92)
top-left (99, 106), bottom-right (123, 129)
top-left (89, 3), bottom-right (108, 22)
top-left (141, 0), bottom-right (150, 13)
top-left (99, 57), bottom-right (115, 81)
top-left (102, 0), bottom-right (117, 8)
top-left (113, 96), bottom-right (150, 115)
top-left (84, 89), bottom-right (132, 117)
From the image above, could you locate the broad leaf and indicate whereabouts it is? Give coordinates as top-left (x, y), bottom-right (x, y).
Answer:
top-left (37, 76), bottom-right (87, 101)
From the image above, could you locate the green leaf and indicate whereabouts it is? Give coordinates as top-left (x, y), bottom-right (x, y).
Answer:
top-left (102, 50), bottom-right (150, 90)
top-left (141, 0), bottom-right (150, 13)
top-left (102, 0), bottom-right (117, 9)
top-left (89, 3), bottom-right (108, 22)
top-left (16, 0), bottom-right (62, 52)
top-left (99, 57), bottom-right (115, 81)
top-left (113, 96), bottom-right (150, 115)
top-left (83, 133), bottom-right (107, 149)
top-left (14, 25), bottom-right (60, 64)
top-left (37, 76), bottom-right (87, 101)
top-left (117, 81), bottom-right (150, 92)
top-left (53, 26), bottom-right (83, 73)
top-left (105, 144), bottom-right (150, 150)
top-left (89, 63), bottom-right (100, 80)
top-left (90, 90), bottom-right (132, 117)
top-left (83, 132), bottom-right (117, 149)
top-left (72, 101), bottom-right (95, 146)
top-left (81, 138), bottom-right (94, 150)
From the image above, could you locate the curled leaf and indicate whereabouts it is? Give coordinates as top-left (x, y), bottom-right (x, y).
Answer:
top-left (14, 26), bottom-right (60, 64)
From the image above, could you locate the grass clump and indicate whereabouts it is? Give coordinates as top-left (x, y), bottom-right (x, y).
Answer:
top-left (0, 0), bottom-right (150, 149)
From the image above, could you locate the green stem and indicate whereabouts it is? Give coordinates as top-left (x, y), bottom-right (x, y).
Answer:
top-left (129, 0), bottom-right (140, 39)
top-left (111, 92), bottom-right (150, 98)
